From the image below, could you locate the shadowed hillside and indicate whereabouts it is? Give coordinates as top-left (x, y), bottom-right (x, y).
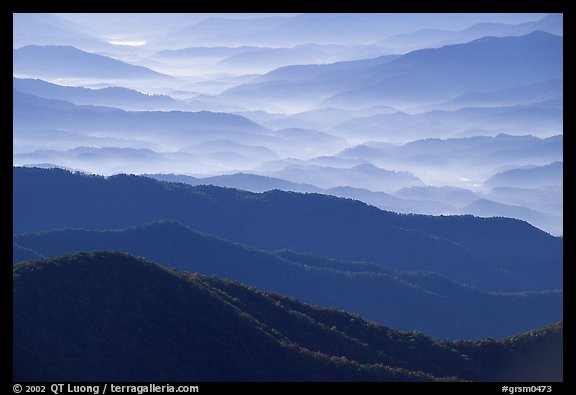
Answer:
top-left (13, 251), bottom-right (562, 381)
top-left (13, 221), bottom-right (562, 340)
top-left (13, 167), bottom-right (562, 293)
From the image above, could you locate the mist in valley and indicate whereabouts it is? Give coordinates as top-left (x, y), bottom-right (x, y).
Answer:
top-left (12, 14), bottom-right (567, 382)
top-left (13, 13), bottom-right (563, 236)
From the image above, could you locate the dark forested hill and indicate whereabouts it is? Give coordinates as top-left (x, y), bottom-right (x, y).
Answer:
top-left (13, 167), bottom-right (562, 292)
top-left (13, 221), bottom-right (562, 340)
top-left (13, 251), bottom-right (562, 381)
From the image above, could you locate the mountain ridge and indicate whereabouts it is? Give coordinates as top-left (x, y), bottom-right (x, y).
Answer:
top-left (13, 251), bottom-right (563, 381)
top-left (223, 31), bottom-right (562, 109)
top-left (14, 167), bottom-right (562, 292)
top-left (13, 78), bottom-right (182, 111)
top-left (13, 45), bottom-right (173, 80)
top-left (13, 220), bottom-right (562, 340)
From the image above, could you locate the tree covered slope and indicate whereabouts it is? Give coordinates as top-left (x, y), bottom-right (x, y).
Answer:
top-left (13, 251), bottom-right (562, 381)
top-left (13, 221), bottom-right (562, 340)
top-left (13, 167), bottom-right (562, 292)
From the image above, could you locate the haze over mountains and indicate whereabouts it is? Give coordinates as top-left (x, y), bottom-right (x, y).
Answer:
top-left (13, 167), bottom-right (563, 339)
top-left (13, 13), bottom-right (563, 381)
top-left (13, 13), bottom-right (563, 235)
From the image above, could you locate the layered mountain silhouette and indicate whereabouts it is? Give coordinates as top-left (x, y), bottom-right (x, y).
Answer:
top-left (157, 13), bottom-right (558, 48)
top-left (330, 103), bottom-right (561, 141)
top-left (147, 173), bottom-right (321, 193)
top-left (146, 172), bottom-right (455, 214)
top-left (12, 13), bottom-right (564, 384)
top-left (486, 162), bottom-right (563, 188)
top-left (13, 251), bottom-right (563, 381)
top-left (13, 221), bottom-right (562, 340)
top-left (13, 45), bottom-right (171, 80)
top-left (143, 171), bottom-right (562, 235)
top-left (224, 32), bottom-right (562, 107)
top-left (378, 14), bottom-right (563, 52)
top-left (327, 31), bottom-right (563, 106)
top-left (12, 13), bottom-right (106, 50)
top-left (487, 186), bottom-right (562, 219)
top-left (442, 78), bottom-right (562, 109)
top-left (460, 199), bottom-right (562, 236)
top-left (339, 134), bottom-right (562, 168)
top-left (13, 78), bottom-right (183, 111)
top-left (256, 53), bottom-right (400, 83)
top-left (13, 89), bottom-right (266, 143)
top-left (262, 162), bottom-right (424, 191)
top-left (13, 167), bottom-right (562, 293)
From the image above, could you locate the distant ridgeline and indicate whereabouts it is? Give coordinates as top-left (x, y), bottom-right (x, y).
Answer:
top-left (12, 14), bottom-right (564, 383)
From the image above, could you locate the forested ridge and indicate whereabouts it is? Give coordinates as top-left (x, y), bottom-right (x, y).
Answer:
top-left (13, 251), bottom-right (563, 381)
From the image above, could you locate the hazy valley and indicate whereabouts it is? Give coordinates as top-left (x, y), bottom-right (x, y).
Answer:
top-left (13, 13), bottom-right (563, 382)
